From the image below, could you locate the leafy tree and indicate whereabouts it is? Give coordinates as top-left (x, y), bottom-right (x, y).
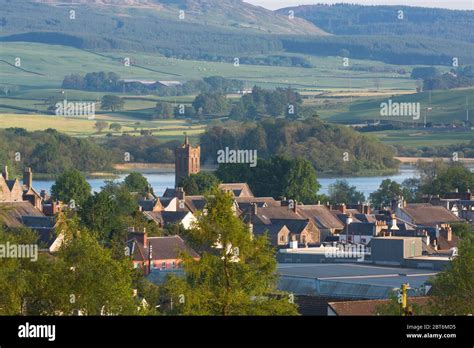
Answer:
top-left (124, 172), bottom-right (153, 196)
top-left (369, 179), bottom-right (407, 208)
top-left (154, 102), bottom-right (174, 119)
top-left (0, 226), bottom-right (38, 315)
top-left (192, 93), bottom-right (229, 115)
top-left (161, 188), bottom-right (298, 315)
top-left (109, 123), bottom-right (122, 132)
top-left (429, 164), bottom-right (474, 196)
top-left (51, 169), bottom-right (91, 206)
top-left (282, 157), bottom-right (320, 204)
top-left (328, 180), bottom-right (365, 204)
top-left (178, 172), bottom-right (220, 195)
top-left (45, 95), bottom-right (63, 113)
top-left (411, 67), bottom-right (438, 79)
top-left (229, 101), bottom-right (246, 120)
top-left (79, 181), bottom-right (160, 244)
top-left (101, 95), bottom-right (124, 112)
top-left (216, 156), bottom-right (320, 204)
top-left (94, 121), bottom-right (109, 133)
top-left (401, 178), bottom-right (421, 202)
top-left (451, 222), bottom-right (474, 243)
top-left (429, 239), bottom-right (474, 315)
top-left (416, 159), bottom-right (447, 188)
top-left (0, 216), bottom-right (152, 316)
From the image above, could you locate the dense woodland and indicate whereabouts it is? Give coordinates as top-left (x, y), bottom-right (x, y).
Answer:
top-left (280, 35), bottom-right (474, 66)
top-left (229, 86), bottom-right (303, 120)
top-left (200, 117), bottom-right (398, 175)
top-left (280, 4), bottom-right (474, 43)
top-left (422, 66), bottom-right (474, 90)
top-left (0, 128), bottom-right (114, 175)
top-left (394, 140), bottom-right (474, 159)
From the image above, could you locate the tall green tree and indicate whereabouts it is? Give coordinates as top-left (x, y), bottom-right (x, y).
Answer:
top-left (101, 95), bottom-right (124, 112)
top-left (0, 226), bottom-right (38, 315)
top-left (430, 164), bottom-right (474, 195)
top-left (154, 102), bottom-right (174, 119)
top-left (328, 180), bottom-right (365, 204)
top-left (51, 169), bottom-right (91, 206)
top-left (162, 188), bottom-right (298, 316)
top-left (0, 215), bottom-right (154, 316)
top-left (282, 157), bottom-right (320, 204)
top-left (124, 172), bottom-right (153, 196)
top-left (215, 156), bottom-right (320, 204)
top-left (369, 179), bottom-right (409, 208)
top-left (178, 172), bottom-right (220, 195)
top-left (430, 239), bottom-right (474, 315)
top-left (80, 181), bottom-right (160, 244)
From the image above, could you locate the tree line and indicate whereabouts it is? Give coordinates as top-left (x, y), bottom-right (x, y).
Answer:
top-left (0, 128), bottom-right (114, 175)
top-left (61, 72), bottom-right (244, 97)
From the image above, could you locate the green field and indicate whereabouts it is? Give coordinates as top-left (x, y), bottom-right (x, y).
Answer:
top-left (371, 129), bottom-right (474, 148)
top-left (1, 41), bottom-right (472, 148)
top-left (0, 42), bottom-right (419, 91)
top-left (315, 87), bottom-right (474, 124)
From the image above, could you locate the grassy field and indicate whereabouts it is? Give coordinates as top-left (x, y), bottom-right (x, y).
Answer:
top-left (0, 42), bottom-right (419, 90)
top-left (315, 87), bottom-right (474, 124)
top-left (0, 113), bottom-right (207, 139)
top-left (2, 41), bottom-right (471, 149)
top-left (370, 129), bottom-right (474, 147)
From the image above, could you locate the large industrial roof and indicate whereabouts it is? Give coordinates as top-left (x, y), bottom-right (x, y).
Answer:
top-left (277, 263), bottom-right (437, 298)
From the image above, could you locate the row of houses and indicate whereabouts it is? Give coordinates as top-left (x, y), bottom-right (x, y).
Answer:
top-left (0, 164), bottom-right (470, 277)
top-left (134, 183), bottom-right (463, 255)
top-left (0, 166), bottom-right (63, 252)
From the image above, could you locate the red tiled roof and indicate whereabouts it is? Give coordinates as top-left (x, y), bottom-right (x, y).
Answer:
top-left (328, 297), bottom-right (431, 316)
top-left (401, 204), bottom-right (460, 226)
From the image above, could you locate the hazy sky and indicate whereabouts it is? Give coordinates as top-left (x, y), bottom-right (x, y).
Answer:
top-left (244, 0), bottom-right (474, 11)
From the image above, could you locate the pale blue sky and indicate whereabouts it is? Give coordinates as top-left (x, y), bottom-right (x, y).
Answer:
top-left (244, 0), bottom-right (474, 10)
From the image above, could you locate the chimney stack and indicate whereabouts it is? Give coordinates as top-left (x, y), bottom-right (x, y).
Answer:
top-left (252, 203), bottom-right (258, 216)
top-left (444, 226), bottom-right (452, 242)
top-left (2, 165), bottom-right (8, 180)
top-left (338, 203), bottom-right (346, 214)
top-left (176, 187), bottom-right (185, 201)
top-left (390, 214), bottom-right (399, 231)
top-left (129, 227), bottom-right (148, 248)
top-left (292, 201), bottom-right (297, 213)
top-left (23, 167), bottom-right (33, 189)
top-left (363, 205), bottom-right (370, 214)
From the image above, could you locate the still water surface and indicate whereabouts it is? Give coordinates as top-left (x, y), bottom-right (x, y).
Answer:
top-left (33, 167), bottom-right (418, 198)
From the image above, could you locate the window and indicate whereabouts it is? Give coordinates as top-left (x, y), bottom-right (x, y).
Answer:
top-left (161, 261), bottom-right (166, 270)
top-left (172, 261), bottom-right (176, 269)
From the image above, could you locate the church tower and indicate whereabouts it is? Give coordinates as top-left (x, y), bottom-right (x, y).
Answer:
top-left (175, 136), bottom-right (200, 187)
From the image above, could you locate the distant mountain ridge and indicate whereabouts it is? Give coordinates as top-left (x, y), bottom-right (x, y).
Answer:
top-left (1, 0), bottom-right (473, 66)
top-left (277, 3), bottom-right (474, 43)
top-left (31, 0), bottom-right (327, 35)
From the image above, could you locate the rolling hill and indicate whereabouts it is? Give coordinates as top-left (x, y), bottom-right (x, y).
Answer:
top-left (32, 0), bottom-right (326, 35)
